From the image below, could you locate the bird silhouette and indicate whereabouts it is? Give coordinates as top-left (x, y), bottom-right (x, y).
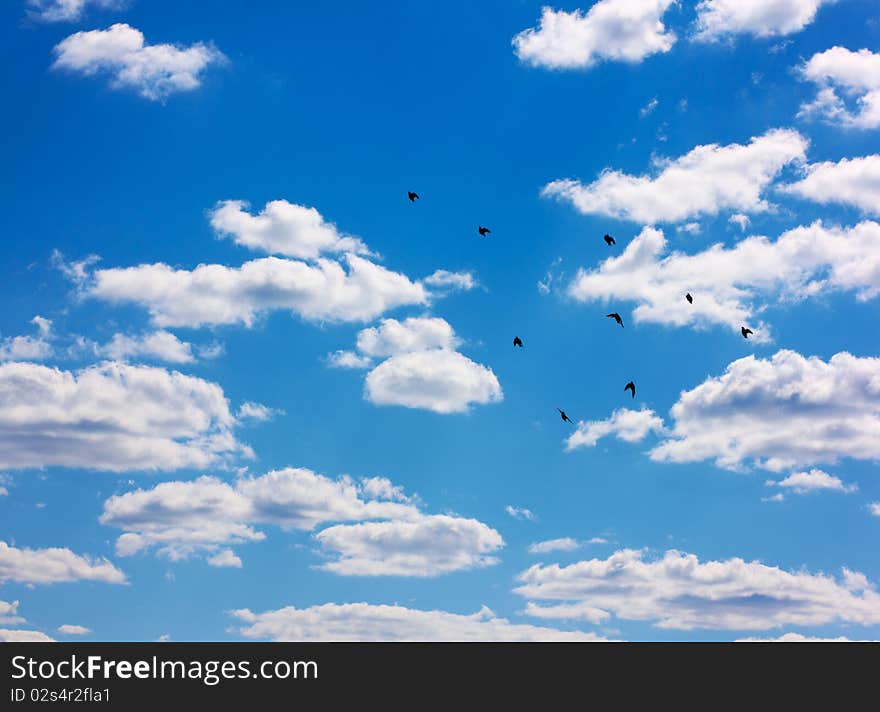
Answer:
top-left (607, 312), bottom-right (624, 327)
top-left (741, 326), bottom-right (754, 339)
top-left (478, 226), bottom-right (491, 236)
top-left (408, 191), bottom-right (419, 202)
top-left (686, 293), bottom-right (693, 304)
top-left (624, 381), bottom-right (636, 398)
top-left (513, 336), bottom-right (523, 348)
top-left (604, 234), bottom-right (616, 246)
top-left (557, 408), bottom-right (573, 424)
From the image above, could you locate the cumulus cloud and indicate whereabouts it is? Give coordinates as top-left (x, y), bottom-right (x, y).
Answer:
top-left (0, 600), bottom-right (25, 626)
top-left (516, 548), bottom-right (880, 630)
top-left (694, 0), bottom-right (837, 41)
top-left (52, 23), bottom-right (225, 101)
top-left (315, 514), bottom-right (503, 577)
top-left (871, 502), bottom-right (880, 517)
top-left (782, 155), bottom-right (880, 214)
top-left (356, 317), bottom-right (459, 357)
top-left (513, 0), bottom-right (677, 70)
top-left (209, 200), bottom-right (368, 260)
top-left (766, 469), bottom-right (857, 496)
top-left (0, 316), bottom-right (54, 361)
top-left (568, 221), bottom-right (880, 336)
top-left (0, 541), bottom-right (126, 585)
top-left (543, 129), bottom-right (807, 223)
top-left (365, 349), bottom-right (502, 414)
top-left (231, 603), bottom-right (607, 641)
top-left (85, 254), bottom-right (429, 328)
top-left (336, 317), bottom-right (503, 414)
top-left (650, 350), bottom-right (880, 472)
top-left (567, 407), bottom-right (666, 451)
top-left (737, 632), bottom-right (869, 641)
top-left (729, 213), bottom-right (750, 231)
top-left (0, 360), bottom-right (252, 472)
top-left (101, 467), bottom-right (500, 575)
top-left (206, 549), bottom-right (242, 568)
top-left (235, 402), bottom-right (278, 422)
top-left (528, 538), bottom-right (582, 554)
top-left (798, 47), bottom-right (880, 129)
top-left (26, 0), bottom-right (123, 22)
top-left (57, 624), bottom-right (91, 635)
top-left (0, 629), bottom-right (55, 642)
top-left (326, 350), bottom-right (373, 369)
top-left (422, 270), bottom-right (477, 292)
top-left (98, 330), bottom-right (195, 364)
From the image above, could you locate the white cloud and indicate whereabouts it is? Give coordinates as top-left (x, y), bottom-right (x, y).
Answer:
top-left (0, 316), bottom-right (54, 362)
top-left (650, 350), bottom-right (880, 472)
top-left (528, 538), bottom-right (581, 554)
top-left (315, 514), bottom-right (503, 577)
top-left (870, 502), bottom-right (880, 516)
top-left (543, 129), bottom-right (807, 223)
top-left (737, 632), bottom-right (868, 641)
top-left (0, 361), bottom-right (252, 472)
top-left (235, 402), bottom-right (278, 422)
top-left (52, 23), bottom-right (225, 101)
top-left (694, 0), bottom-right (837, 41)
top-left (0, 541), bottom-right (126, 585)
top-left (677, 222), bottom-right (701, 235)
top-left (640, 97), bottom-right (659, 117)
top-left (729, 213), bottom-right (750, 230)
top-left (568, 221), bottom-right (880, 336)
top-left (513, 0), bottom-right (677, 70)
top-left (798, 47), bottom-right (880, 129)
top-left (230, 603), bottom-right (607, 641)
top-left (85, 254), bottom-right (429, 328)
top-left (365, 349), bottom-right (502, 414)
top-left (326, 350), bottom-right (373, 369)
top-left (0, 629), bottom-right (55, 642)
top-left (334, 317), bottom-right (502, 414)
top-left (57, 624), bottom-right (91, 635)
top-left (516, 548), bottom-right (880, 630)
top-left (567, 408), bottom-right (666, 451)
top-left (767, 469), bottom-right (857, 495)
top-left (209, 200), bottom-right (368, 260)
top-left (782, 155), bottom-right (880, 214)
top-left (103, 468), bottom-right (501, 576)
top-left (423, 270), bottom-right (477, 292)
top-left (506, 505), bottom-right (537, 521)
top-left (206, 549), bottom-right (242, 568)
top-left (26, 0), bottom-right (122, 22)
top-left (356, 317), bottom-right (459, 357)
top-left (98, 330), bottom-right (195, 363)
top-left (0, 600), bottom-right (25, 626)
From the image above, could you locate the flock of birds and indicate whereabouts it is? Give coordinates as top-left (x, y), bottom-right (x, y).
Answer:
top-left (407, 192), bottom-right (756, 427)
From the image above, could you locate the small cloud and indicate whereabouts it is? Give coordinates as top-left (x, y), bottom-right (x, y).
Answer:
top-left (640, 97), bottom-right (659, 118)
top-left (57, 624), bottom-right (91, 635)
top-left (326, 350), bottom-right (373, 370)
top-left (728, 213), bottom-right (750, 231)
top-left (236, 402), bottom-right (280, 423)
top-left (506, 505), bottom-right (537, 522)
top-left (206, 549), bottom-right (242, 568)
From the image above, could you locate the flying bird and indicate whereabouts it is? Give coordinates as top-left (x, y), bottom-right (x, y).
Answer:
top-left (513, 336), bottom-right (523, 348)
top-left (557, 408), bottom-right (573, 424)
top-left (741, 326), bottom-right (754, 339)
top-left (686, 293), bottom-right (693, 304)
top-left (407, 191), bottom-right (419, 202)
top-left (607, 312), bottom-right (624, 327)
top-left (624, 381), bottom-right (636, 398)
top-left (604, 234), bottom-right (616, 246)
top-left (478, 226), bottom-right (491, 236)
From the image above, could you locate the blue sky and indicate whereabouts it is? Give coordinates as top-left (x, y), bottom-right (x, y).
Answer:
top-left (1, 0), bottom-right (879, 642)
